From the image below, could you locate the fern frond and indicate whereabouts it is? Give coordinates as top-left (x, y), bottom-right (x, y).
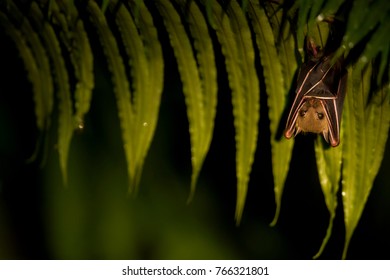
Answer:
top-left (248, 0), bottom-right (294, 226)
top-left (341, 62), bottom-right (390, 259)
top-left (0, 11), bottom-right (42, 128)
top-left (313, 139), bottom-right (342, 259)
top-left (343, 0), bottom-right (388, 52)
top-left (72, 19), bottom-right (94, 129)
top-left (29, 2), bottom-right (73, 184)
top-left (295, 0), bottom-right (313, 56)
top-left (228, 0), bottom-right (260, 224)
top-left (155, 0), bottom-right (210, 199)
top-left (101, 0), bottom-right (110, 14)
top-left (201, 0), bottom-right (259, 223)
top-left (110, 0), bottom-right (147, 116)
top-left (128, 0), bottom-right (164, 189)
top-left (203, 0), bottom-right (245, 223)
top-left (3, 1), bottom-right (53, 132)
top-left (87, 0), bottom-right (136, 191)
top-left (264, 2), bottom-right (297, 92)
top-left (175, 0), bottom-right (218, 201)
top-left (334, 0), bottom-right (389, 80)
top-left (110, 0), bottom-right (163, 190)
top-left (52, 0), bottom-right (94, 130)
top-left (110, 0), bottom-right (148, 190)
top-left (307, 0), bottom-right (325, 25)
top-left (359, 19), bottom-right (390, 85)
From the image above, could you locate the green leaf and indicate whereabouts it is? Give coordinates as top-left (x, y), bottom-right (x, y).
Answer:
top-left (313, 138), bottom-right (342, 259)
top-left (4, 1), bottom-right (54, 132)
top-left (87, 0), bottom-right (135, 191)
top-left (155, 0), bottom-right (216, 200)
top-left (341, 62), bottom-right (390, 259)
top-left (249, 1), bottom-right (295, 225)
top-left (29, 2), bottom-right (73, 185)
top-left (52, 0), bottom-right (94, 130)
top-left (295, 0), bottom-right (312, 56)
top-left (175, 0), bottom-right (218, 201)
top-left (359, 19), bottom-right (390, 85)
top-left (110, 0), bottom-right (149, 190)
top-left (340, 0), bottom-right (389, 67)
top-left (264, 2), bottom-right (297, 91)
top-left (343, 0), bottom-right (389, 49)
top-left (128, 0), bottom-right (164, 190)
top-left (308, 0), bottom-right (325, 25)
top-left (226, 0), bottom-right (260, 224)
top-left (0, 11), bottom-right (43, 128)
top-left (204, 0), bottom-right (216, 29)
top-left (112, 0), bottom-right (164, 190)
top-left (320, 0), bottom-right (345, 19)
top-left (202, 0), bottom-right (260, 223)
top-left (101, 0), bottom-right (110, 14)
top-left (71, 19), bottom-right (94, 130)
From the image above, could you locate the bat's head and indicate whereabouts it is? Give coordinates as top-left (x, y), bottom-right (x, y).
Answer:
top-left (296, 98), bottom-right (328, 134)
top-left (284, 97), bottom-right (339, 147)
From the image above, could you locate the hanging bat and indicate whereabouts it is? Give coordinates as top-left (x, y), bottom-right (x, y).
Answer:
top-left (284, 40), bottom-right (347, 147)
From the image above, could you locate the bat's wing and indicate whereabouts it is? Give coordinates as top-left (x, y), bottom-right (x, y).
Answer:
top-left (284, 56), bottom-right (347, 145)
top-left (321, 67), bottom-right (347, 146)
top-left (285, 59), bottom-right (323, 138)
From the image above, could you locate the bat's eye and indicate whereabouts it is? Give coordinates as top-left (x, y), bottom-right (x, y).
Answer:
top-left (317, 112), bottom-right (324, 119)
top-left (299, 110), bottom-right (306, 117)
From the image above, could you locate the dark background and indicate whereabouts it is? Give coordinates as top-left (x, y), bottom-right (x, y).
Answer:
top-left (0, 4), bottom-right (389, 260)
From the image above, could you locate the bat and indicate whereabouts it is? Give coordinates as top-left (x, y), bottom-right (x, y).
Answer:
top-left (284, 39), bottom-right (347, 147)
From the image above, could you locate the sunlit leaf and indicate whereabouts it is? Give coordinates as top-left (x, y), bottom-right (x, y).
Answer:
top-left (226, 0), bottom-right (260, 224)
top-left (111, 0), bottom-right (164, 191)
top-left (110, 0), bottom-right (148, 190)
top-left (52, 1), bottom-right (94, 130)
top-left (295, 0), bottom-right (312, 56)
top-left (3, 1), bottom-right (53, 132)
top-left (204, 0), bottom-right (215, 28)
top-left (175, 0), bottom-right (218, 201)
top-left (313, 138), bottom-right (342, 259)
top-left (0, 11), bottom-right (42, 128)
top-left (342, 0), bottom-right (388, 52)
top-left (264, 2), bottom-right (297, 91)
top-left (341, 62), bottom-right (390, 259)
top-left (359, 19), bottom-right (390, 85)
top-left (248, 0), bottom-right (294, 226)
top-left (30, 2), bottom-right (73, 184)
top-left (71, 19), bottom-right (94, 130)
top-left (87, 0), bottom-right (135, 190)
top-left (128, 0), bottom-right (164, 190)
top-left (320, 0), bottom-right (345, 19)
top-left (155, 0), bottom-right (216, 200)
top-left (201, 0), bottom-right (259, 223)
top-left (333, 0), bottom-right (390, 74)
